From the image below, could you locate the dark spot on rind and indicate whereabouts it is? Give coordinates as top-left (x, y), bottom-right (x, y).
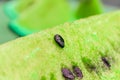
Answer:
top-left (62, 68), bottom-right (75, 80)
top-left (54, 34), bottom-right (65, 48)
top-left (40, 76), bottom-right (46, 80)
top-left (50, 73), bottom-right (56, 80)
top-left (102, 57), bottom-right (111, 68)
top-left (81, 57), bottom-right (96, 72)
top-left (73, 66), bottom-right (83, 79)
top-left (89, 65), bottom-right (96, 71)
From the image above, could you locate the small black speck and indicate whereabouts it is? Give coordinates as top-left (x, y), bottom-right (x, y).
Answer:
top-left (61, 68), bottom-right (75, 80)
top-left (102, 57), bottom-right (111, 68)
top-left (73, 66), bottom-right (83, 79)
top-left (54, 34), bottom-right (65, 48)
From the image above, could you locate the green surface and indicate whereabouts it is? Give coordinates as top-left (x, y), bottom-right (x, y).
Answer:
top-left (0, 2), bottom-right (18, 44)
top-left (3, 0), bottom-right (35, 19)
top-left (0, 11), bottom-right (120, 80)
top-left (16, 0), bottom-right (34, 13)
top-left (10, 0), bottom-right (73, 36)
top-left (76, 0), bottom-right (103, 18)
top-left (0, 1), bottom-right (119, 45)
top-left (4, 1), bottom-right (18, 19)
top-left (7, 0), bottom-right (119, 37)
top-left (9, 0), bottom-right (104, 36)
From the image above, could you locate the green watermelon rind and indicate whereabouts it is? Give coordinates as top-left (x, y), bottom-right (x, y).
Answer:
top-left (9, 21), bottom-right (33, 36)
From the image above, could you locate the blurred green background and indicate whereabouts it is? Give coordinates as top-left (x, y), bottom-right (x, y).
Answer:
top-left (0, 2), bottom-right (18, 44)
top-left (0, 0), bottom-right (120, 45)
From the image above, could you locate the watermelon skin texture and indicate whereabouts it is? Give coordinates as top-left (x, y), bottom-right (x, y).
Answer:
top-left (0, 11), bottom-right (120, 80)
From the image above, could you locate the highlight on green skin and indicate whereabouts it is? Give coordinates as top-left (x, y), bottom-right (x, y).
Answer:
top-left (76, 0), bottom-right (103, 19)
top-left (0, 11), bottom-right (120, 80)
top-left (10, 0), bottom-right (72, 36)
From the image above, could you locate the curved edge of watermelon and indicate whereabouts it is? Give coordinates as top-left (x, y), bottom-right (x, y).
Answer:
top-left (9, 21), bottom-right (33, 36)
top-left (3, 1), bottom-right (18, 19)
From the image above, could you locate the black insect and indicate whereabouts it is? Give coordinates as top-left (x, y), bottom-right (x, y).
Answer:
top-left (102, 57), bottom-right (111, 68)
top-left (62, 68), bottom-right (75, 80)
top-left (73, 66), bottom-right (83, 79)
top-left (54, 34), bottom-right (65, 48)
